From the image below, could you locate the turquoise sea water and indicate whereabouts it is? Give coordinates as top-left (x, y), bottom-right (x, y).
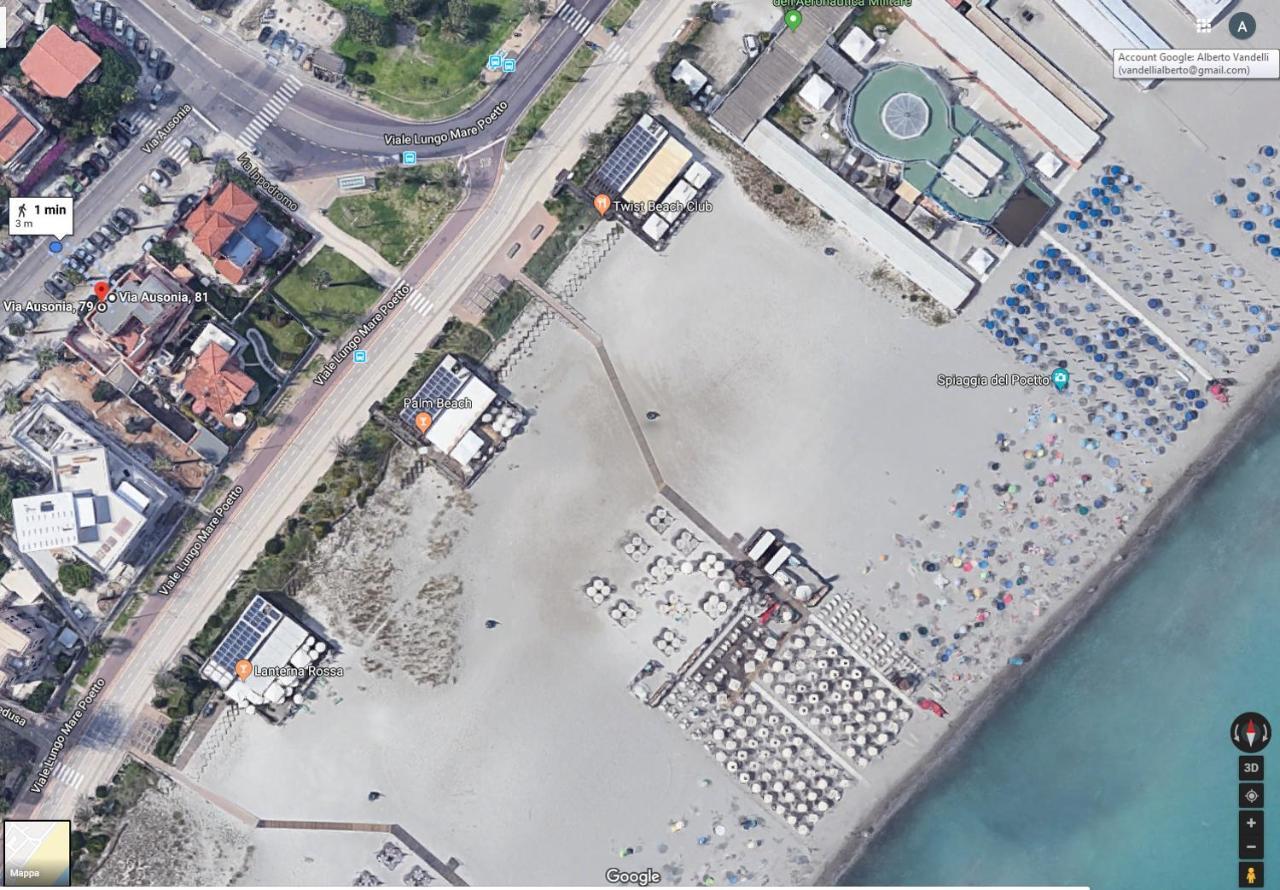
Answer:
top-left (843, 407), bottom-right (1280, 889)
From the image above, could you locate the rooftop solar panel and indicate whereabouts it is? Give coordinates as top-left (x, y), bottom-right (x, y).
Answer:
top-left (209, 595), bottom-right (281, 671)
top-left (596, 124), bottom-right (663, 194)
top-left (399, 363), bottom-right (465, 425)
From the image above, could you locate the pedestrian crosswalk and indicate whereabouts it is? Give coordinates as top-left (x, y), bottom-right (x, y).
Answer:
top-left (52, 761), bottom-right (86, 790)
top-left (601, 40), bottom-right (628, 64)
top-left (239, 76), bottom-right (302, 148)
top-left (557, 1), bottom-right (591, 35)
top-left (405, 287), bottom-right (434, 317)
top-left (126, 108), bottom-right (154, 133)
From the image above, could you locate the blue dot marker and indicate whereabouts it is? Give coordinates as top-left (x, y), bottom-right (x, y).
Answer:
top-left (1051, 367), bottom-right (1070, 391)
top-left (48, 240), bottom-right (63, 254)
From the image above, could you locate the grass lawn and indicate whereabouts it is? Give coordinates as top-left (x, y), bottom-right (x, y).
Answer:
top-left (773, 94), bottom-right (815, 142)
top-left (335, 0), bottom-right (525, 118)
top-left (482, 282), bottom-right (532, 339)
top-left (274, 247), bottom-right (384, 339)
top-left (602, 0), bottom-right (643, 32)
top-left (241, 297), bottom-right (313, 368)
top-left (506, 45), bottom-right (596, 160)
top-left (329, 164), bottom-right (463, 266)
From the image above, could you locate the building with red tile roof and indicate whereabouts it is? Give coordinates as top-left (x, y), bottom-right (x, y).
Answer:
top-left (184, 343), bottom-right (257, 421)
top-left (20, 27), bottom-right (101, 99)
top-left (183, 181), bottom-right (289, 284)
top-left (0, 91), bottom-right (43, 168)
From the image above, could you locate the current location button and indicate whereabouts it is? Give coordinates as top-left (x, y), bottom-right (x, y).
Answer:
top-left (1234, 713), bottom-right (1272, 753)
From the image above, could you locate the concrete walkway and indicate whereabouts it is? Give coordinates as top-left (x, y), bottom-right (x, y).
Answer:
top-left (133, 751), bottom-right (468, 884)
top-left (513, 274), bottom-right (741, 557)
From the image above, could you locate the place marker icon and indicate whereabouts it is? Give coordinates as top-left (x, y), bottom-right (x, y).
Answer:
top-left (415, 411), bottom-right (433, 433)
top-left (1051, 367), bottom-right (1070, 391)
top-left (784, 9), bottom-right (803, 31)
top-left (235, 659), bottom-right (253, 681)
top-left (93, 281), bottom-right (110, 302)
top-left (593, 193), bottom-right (612, 216)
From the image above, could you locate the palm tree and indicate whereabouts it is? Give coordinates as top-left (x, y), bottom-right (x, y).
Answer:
top-left (586, 131), bottom-right (612, 156)
top-left (616, 91), bottom-right (653, 117)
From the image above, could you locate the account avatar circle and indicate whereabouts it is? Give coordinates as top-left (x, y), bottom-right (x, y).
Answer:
top-left (1232, 712), bottom-right (1271, 753)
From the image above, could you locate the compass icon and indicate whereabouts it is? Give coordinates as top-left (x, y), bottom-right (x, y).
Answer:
top-left (1232, 712), bottom-right (1272, 753)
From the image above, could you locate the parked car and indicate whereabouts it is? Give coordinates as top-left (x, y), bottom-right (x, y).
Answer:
top-left (54, 183), bottom-right (72, 199)
top-left (78, 161), bottom-right (98, 181)
top-left (51, 272), bottom-right (72, 290)
top-left (148, 47), bottom-right (162, 67)
top-left (158, 157), bottom-right (180, 176)
top-left (96, 140), bottom-right (116, 159)
top-left (291, 41), bottom-right (306, 61)
top-left (108, 215), bottom-right (131, 236)
top-left (88, 231), bottom-right (111, 251)
top-left (257, 25), bottom-right (273, 43)
top-left (172, 193), bottom-right (198, 219)
top-left (113, 17), bottom-right (124, 36)
top-left (142, 234), bottom-right (160, 252)
top-left (65, 176), bottom-right (83, 195)
top-left (266, 54), bottom-right (280, 67)
top-left (136, 35), bottom-right (148, 55)
top-left (98, 224), bottom-right (120, 243)
top-left (102, 4), bottom-right (115, 26)
top-left (270, 29), bottom-right (287, 50)
top-left (107, 128), bottom-right (129, 150)
top-left (155, 61), bottom-right (174, 80)
top-left (137, 183), bottom-right (155, 199)
top-left (123, 24), bottom-right (135, 45)
top-left (72, 167), bottom-right (91, 185)
top-left (43, 279), bottom-right (64, 298)
top-left (13, 234), bottom-right (32, 249)
top-left (73, 246), bottom-right (95, 265)
top-left (283, 34), bottom-right (296, 48)
top-left (113, 207), bottom-right (138, 226)
top-left (150, 168), bottom-right (170, 187)
top-left (92, 1), bottom-right (104, 21)
top-left (2, 240), bottom-right (23, 258)
top-left (88, 152), bottom-right (109, 173)
top-left (63, 256), bottom-right (86, 274)
top-left (179, 135), bottom-right (197, 150)
top-left (117, 116), bottom-right (140, 136)
top-left (149, 83), bottom-right (165, 104)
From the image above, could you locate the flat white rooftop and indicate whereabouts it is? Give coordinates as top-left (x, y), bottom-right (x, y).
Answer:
top-left (743, 121), bottom-right (975, 310)
top-left (1052, 0), bottom-right (1170, 89)
top-left (903, 0), bottom-right (1102, 165)
top-left (1174, 0), bottom-right (1237, 24)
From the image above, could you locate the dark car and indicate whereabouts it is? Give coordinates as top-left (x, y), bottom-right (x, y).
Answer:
top-left (257, 25), bottom-right (273, 43)
top-left (79, 161), bottom-right (98, 180)
top-left (107, 129), bottom-right (129, 150)
top-left (171, 193), bottom-right (198, 219)
top-left (270, 29), bottom-right (287, 50)
top-left (51, 272), bottom-right (72, 290)
top-left (88, 152), bottom-right (109, 173)
top-left (116, 116), bottom-right (140, 136)
top-left (158, 157), bottom-right (181, 177)
top-left (113, 207), bottom-right (139, 226)
top-left (2, 240), bottom-right (23, 258)
top-left (12, 233), bottom-right (33, 249)
top-left (154, 61), bottom-right (174, 80)
top-left (43, 279), bottom-right (65, 298)
top-left (88, 231), bottom-right (111, 251)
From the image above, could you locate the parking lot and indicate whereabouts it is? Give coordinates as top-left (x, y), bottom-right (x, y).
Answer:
top-left (0, 0), bottom-right (220, 373)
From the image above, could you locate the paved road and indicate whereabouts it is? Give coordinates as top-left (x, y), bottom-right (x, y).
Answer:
top-left (12, 0), bottom-right (687, 824)
top-left (110, 0), bottom-right (615, 174)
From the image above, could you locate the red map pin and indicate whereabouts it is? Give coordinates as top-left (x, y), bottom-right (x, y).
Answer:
top-left (93, 281), bottom-right (110, 302)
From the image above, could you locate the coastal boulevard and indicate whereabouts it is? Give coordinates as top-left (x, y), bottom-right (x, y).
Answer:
top-left (13, 0), bottom-right (690, 826)
top-left (108, 0), bottom-right (617, 173)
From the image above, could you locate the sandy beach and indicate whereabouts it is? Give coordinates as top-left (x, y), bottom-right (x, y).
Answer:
top-left (98, 6), bottom-right (1280, 879)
